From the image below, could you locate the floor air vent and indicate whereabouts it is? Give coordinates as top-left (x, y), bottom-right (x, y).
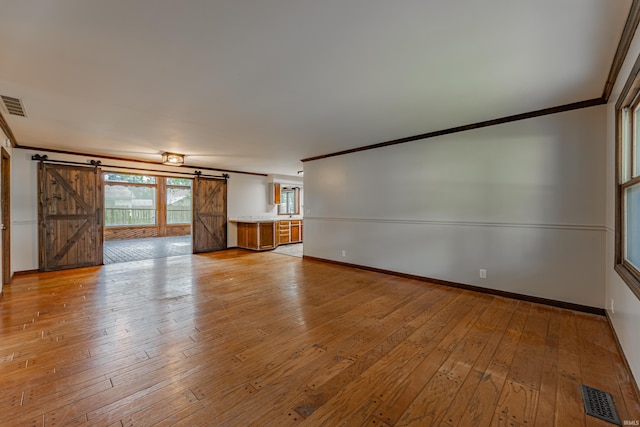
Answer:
top-left (0, 95), bottom-right (26, 117)
top-left (581, 384), bottom-right (621, 425)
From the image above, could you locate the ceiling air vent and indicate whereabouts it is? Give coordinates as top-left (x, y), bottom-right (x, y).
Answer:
top-left (1, 95), bottom-right (26, 117)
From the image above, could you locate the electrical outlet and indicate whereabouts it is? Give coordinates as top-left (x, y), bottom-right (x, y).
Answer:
top-left (479, 269), bottom-right (487, 279)
top-left (341, 250), bottom-right (346, 257)
top-left (611, 298), bottom-right (615, 314)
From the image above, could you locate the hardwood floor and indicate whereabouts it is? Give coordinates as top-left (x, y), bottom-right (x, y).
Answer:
top-left (1, 249), bottom-right (638, 426)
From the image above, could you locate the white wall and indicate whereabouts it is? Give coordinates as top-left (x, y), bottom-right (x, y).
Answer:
top-left (12, 148), bottom-right (37, 272)
top-left (304, 105), bottom-right (607, 308)
top-left (227, 173), bottom-right (275, 247)
top-left (11, 147), bottom-right (287, 271)
top-left (605, 23), bottom-right (640, 386)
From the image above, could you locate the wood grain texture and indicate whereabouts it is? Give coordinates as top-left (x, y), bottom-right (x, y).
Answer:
top-left (192, 177), bottom-right (226, 253)
top-left (104, 224), bottom-right (190, 241)
top-left (0, 250), bottom-right (637, 426)
top-left (1, 147), bottom-right (11, 285)
top-left (38, 163), bottom-right (103, 271)
top-left (303, 256), bottom-right (606, 316)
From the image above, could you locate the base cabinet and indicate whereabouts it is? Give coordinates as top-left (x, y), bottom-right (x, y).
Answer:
top-left (235, 220), bottom-right (302, 251)
top-left (290, 221), bottom-right (302, 243)
top-left (236, 222), bottom-right (275, 251)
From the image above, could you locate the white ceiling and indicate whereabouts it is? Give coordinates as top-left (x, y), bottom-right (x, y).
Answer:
top-left (0, 0), bottom-right (632, 175)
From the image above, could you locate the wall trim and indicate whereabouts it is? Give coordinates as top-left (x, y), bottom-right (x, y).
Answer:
top-left (0, 110), bottom-right (17, 147)
top-left (605, 310), bottom-right (640, 401)
top-left (16, 145), bottom-right (268, 177)
top-left (13, 269), bottom-right (39, 276)
top-left (13, 220), bottom-right (37, 226)
top-left (301, 98), bottom-right (606, 162)
top-left (301, 1), bottom-right (639, 164)
top-left (603, 0), bottom-right (640, 101)
top-left (304, 216), bottom-right (607, 232)
top-left (303, 255), bottom-right (606, 316)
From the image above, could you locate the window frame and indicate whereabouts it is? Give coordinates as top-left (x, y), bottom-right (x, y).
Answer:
top-left (277, 187), bottom-right (300, 215)
top-left (104, 173), bottom-right (158, 227)
top-left (165, 180), bottom-right (193, 225)
top-left (103, 172), bottom-right (194, 229)
top-left (615, 54), bottom-right (640, 301)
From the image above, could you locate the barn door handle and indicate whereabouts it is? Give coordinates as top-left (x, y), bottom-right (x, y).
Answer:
top-left (96, 208), bottom-right (102, 226)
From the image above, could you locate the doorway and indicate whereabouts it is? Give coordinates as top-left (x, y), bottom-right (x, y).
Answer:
top-left (1, 147), bottom-right (11, 284)
top-left (36, 164), bottom-right (228, 269)
top-left (102, 173), bottom-right (194, 264)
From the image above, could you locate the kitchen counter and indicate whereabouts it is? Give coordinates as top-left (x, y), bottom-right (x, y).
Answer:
top-left (232, 219), bottom-right (303, 251)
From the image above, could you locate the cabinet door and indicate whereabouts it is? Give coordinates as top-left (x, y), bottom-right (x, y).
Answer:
top-left (273, 183), bottom-right (281, 205)
top-left (259, 223), bottom-right (275, 249)
top-left (291, 222), bottom-right (301, 243)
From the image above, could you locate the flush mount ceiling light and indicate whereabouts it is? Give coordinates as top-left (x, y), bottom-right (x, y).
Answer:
top-left (162, 152), bottom-right (184, 166)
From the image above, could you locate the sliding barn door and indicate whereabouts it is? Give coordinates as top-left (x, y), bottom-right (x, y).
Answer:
top-left (39, 163), bottom-right (104, 271)
top-left (192, 177), bottom-right (227, 253)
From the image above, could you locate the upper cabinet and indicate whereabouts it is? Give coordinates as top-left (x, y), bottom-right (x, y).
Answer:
top-left (273, 183), bottom-right (281, 205)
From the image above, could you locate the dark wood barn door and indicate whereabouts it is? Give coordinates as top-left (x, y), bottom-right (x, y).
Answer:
top-left (192, 177), bottom-right (227, 253)
top-left (39, 163), bottom-right (104, 271)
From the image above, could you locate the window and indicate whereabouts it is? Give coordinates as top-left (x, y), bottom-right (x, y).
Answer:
top-left (104, 173), bottom-right (157, 226)
top-left (615, 61), bottom-right (640, 300)
top-left (166, 178), bottom-right (192, 224)
top-left (103, 173), bottom-right (193, 228)
top-left (278, 187), bottom-right (299, 215)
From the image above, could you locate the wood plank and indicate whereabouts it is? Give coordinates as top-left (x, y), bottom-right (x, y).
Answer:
top-left (555, 310), bottom-right (586, 426)
top-left (440, 298), bottom-right (519, 426)
top-left (39, 164), bottom-right (103, 271)
top-left (456, 301), bottom-right (531, 427)
top-left (192, 177), bottom-right (226, 253)
top-left (0, 250), bottom-right (637, 425)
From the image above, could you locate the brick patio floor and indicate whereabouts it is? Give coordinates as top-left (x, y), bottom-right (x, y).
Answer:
top-left (103, 235), bottom-right (192, 264)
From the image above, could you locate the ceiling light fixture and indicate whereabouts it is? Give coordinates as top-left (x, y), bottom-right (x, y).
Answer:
top-left (162, 152), bottom-right (184, 166)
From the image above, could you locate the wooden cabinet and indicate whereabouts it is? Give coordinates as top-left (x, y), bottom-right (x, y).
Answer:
top-left (278, 221), bottom-right (290, 245)
top-left (234, 219), bottom-right (302, 251)
top-left (277, 220), bottom-right (303, 244)
top-left (259, 222), bottom-right (275, 250)
top-left (235, 221), bottom-right (275, 251)
top-left (273, 183), bottom-right (281, 205)
top-left (290, 220), bottom-right (302, 243)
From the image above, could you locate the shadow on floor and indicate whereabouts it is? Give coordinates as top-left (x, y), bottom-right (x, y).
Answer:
top-left (103, 235), bottom-right (192, 264)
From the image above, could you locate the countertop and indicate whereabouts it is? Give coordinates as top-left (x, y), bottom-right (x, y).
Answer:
top-left (229, 217), bottom-right (303, 223)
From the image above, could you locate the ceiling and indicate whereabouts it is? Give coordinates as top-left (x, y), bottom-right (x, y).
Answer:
top-left (0, 1), bottom-right (632, 175)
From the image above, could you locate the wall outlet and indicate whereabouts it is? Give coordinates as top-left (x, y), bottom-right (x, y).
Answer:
top-left (341, 250), bottom-right (346, 257)
top-left (479, 269), bottom-right (487, 279)
top-left (306, 209), bottom-right (310, 215)
top-left (611, 298), bottom-right (615, 314)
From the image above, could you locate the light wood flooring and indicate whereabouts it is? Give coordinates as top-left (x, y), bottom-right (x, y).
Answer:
top-left (1, 249), bottom-right (638, 426)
